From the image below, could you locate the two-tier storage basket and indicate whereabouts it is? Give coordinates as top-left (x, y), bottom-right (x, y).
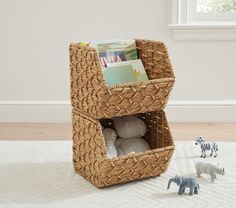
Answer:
top-left (70, 39), bottom-right (175, 187)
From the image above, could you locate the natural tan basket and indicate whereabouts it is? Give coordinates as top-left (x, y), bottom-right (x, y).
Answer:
top-left (70, 39), bottom-right (175, 187)
top-left (72, 110), bottom-right (174, 187)
top-left (70, 39), bottom-right (175, 119)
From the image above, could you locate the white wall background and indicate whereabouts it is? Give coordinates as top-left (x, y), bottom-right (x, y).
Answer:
top-left (0, 0), bottom-right (236, 122)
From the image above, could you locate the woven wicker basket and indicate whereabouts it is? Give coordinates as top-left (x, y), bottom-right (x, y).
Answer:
top-left (70, 39), bottom-right (175, 119)
top-left (70, 39), bottom-right (175, 187)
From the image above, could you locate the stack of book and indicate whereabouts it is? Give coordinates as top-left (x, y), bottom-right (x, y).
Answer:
top-left (80, 39), bottom-right (149, 86)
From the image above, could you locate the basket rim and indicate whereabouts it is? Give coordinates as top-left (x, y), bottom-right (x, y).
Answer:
top-left (69, 39), bottom-right (166, 49)
top-left (70, 40), bottom-right (175, 90)
top-left (103, 144), bottom-right (175, 163)
top-left (106, 77), bottom-right (175, 89)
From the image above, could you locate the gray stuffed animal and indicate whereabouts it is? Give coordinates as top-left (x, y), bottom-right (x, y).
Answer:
top-left (195, 161), bottom-right (225, 182)
top-left (167, 176), bottom-right (200, 196)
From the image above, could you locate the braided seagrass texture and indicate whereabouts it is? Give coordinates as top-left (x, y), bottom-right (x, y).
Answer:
top-left (72, 110), bottom-right (174, 187)
top-left (70, 39), bottom-right (175, 119)
top-left (70, 39), bottom-right (175, 187)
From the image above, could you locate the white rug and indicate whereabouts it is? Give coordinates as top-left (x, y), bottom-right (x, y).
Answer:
top-left (0, 140), bottom-right (235, 208)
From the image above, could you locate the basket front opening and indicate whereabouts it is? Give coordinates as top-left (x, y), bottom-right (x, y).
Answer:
top-left (100, 110), bottom-right (173, 158)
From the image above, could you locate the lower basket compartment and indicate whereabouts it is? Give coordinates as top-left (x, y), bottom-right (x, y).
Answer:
top-left (72, 110), bottom-right (174, 187)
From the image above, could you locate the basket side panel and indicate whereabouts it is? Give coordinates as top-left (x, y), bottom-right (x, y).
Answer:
top-left (144, 110), bottom-right (174, 149)
top-left (136, 39), bottom-right (174, 79)
top-left (160, 110), bottom-right (174, 147)
top-left (70, 44), bottom-right (105, 117)
top-left (72, 110), bottom-right (107, 187)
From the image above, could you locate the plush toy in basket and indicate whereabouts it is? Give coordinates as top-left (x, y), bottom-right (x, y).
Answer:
top-left (103, 115), bottom-right (150, 158)
top-left (102, 128), bottom-right (118, 158)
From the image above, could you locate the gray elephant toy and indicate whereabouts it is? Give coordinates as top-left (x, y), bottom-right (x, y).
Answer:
top-left (167, 176), bottom-right (200, 196)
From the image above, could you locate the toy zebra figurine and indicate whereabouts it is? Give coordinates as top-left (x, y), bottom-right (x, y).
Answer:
top-left (195, 137), bottom-right (218, 158)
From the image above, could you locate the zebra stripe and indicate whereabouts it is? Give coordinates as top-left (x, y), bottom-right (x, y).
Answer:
top-left (195, 137), bottom-right (218, 158)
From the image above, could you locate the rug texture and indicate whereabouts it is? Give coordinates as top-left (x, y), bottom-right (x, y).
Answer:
top-left (0, 141), bottom-right (235, 208)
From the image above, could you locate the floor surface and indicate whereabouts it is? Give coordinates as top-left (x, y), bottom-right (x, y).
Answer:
top-left (0, 123), bottom-right (235, 141)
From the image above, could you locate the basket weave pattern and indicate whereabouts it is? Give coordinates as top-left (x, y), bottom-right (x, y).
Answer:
top-left (72, 110), bottom-right (174, 187)
top-left (70, 39), bottom-right (175, 187)
top-left (70, 39), bottom-right (175, 119)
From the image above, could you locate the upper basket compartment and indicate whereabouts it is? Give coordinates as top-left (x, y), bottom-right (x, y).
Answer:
top-left (70, 39), bottom-right (175, 119)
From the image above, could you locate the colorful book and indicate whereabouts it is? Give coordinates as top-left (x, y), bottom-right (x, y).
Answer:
top-left (103, 59), bottom-right (148, 86)
top-left (107, 59), bottom-right (148, 82)
top-left (90, 39), bottom-right (138, 67)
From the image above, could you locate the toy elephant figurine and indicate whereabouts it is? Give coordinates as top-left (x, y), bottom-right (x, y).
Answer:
top-left (167, 176), bottom-right (200, 196)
